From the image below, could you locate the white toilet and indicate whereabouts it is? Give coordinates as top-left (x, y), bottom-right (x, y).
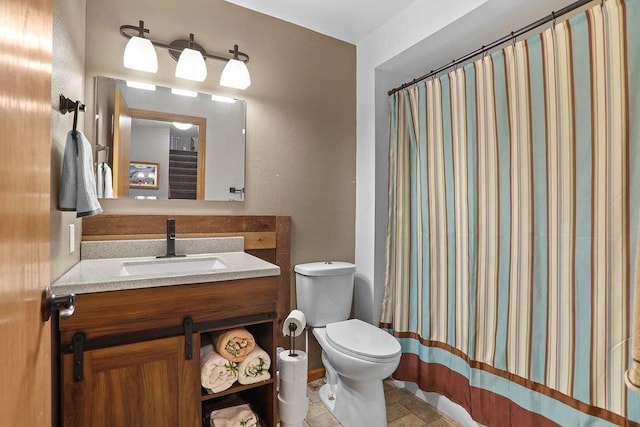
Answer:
top-left (295, 261), bottom-right (401, 427)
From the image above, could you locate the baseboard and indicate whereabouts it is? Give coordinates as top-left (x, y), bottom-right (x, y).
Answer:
top-left (308, 368), bottom-right (325, 382)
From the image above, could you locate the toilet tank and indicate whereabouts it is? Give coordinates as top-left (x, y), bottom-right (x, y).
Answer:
top-left (295, 261), bottom-right (356, 327)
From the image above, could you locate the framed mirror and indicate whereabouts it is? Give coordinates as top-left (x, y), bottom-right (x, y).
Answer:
top-left (94, 76), bottom-right (246, 201)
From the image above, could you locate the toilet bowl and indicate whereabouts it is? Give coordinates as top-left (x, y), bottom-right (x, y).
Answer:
top-left (312, 319), bottom-right (401, 427)
top-left (295, 261), bottom-right (401, 427)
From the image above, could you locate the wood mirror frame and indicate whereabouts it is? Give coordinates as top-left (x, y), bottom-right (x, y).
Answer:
top-left (113, 88), bottom-right (207, 199)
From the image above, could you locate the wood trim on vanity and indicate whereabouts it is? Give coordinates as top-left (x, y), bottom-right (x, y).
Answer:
top-left (58, 277), bottom-right (277, 344)
top-left (82, 231), bottom-right (276, 249)
top-left (81, 215), bottom-right (292, 348)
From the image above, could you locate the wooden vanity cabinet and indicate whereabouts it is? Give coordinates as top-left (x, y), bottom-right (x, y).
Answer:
top-left (61, 335), bottom-right (200, 427)
top-left (57, 276), bottom-right (278, 427)
top-left (200, 320), bottom-right (276, 426)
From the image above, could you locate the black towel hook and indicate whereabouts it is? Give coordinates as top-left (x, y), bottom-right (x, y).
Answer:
top-left (59, 94), bottom-right (86, 148)
top-left (59, 94), bottom-right (85, 115)
top-left (72, 102), bottom-right (79, 134)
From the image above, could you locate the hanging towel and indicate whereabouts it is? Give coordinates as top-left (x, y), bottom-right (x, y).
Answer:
top-left (59, 130), bottom-right (102, 217)
top-left (200, 342), bottom-right (238, 393)
top-left (97, 162), bottom-right (114, 198)
top-left (209, 404), bottom-right (259, 427)
top-left (626, 223), bottom-right (640, 393)
top-left (212, 328), bottom-right (255, 363)
top-left (237, 345), bottom-right (271, 385)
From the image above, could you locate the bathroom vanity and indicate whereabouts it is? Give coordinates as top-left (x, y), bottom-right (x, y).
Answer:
top-left (52, 225), bottom-right (287, 427)
top-left (57, 277), bottom-right (277, 426)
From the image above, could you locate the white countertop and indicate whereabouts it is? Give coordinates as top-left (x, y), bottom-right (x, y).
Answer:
top-left (52, 244), bottom-right (280, 295)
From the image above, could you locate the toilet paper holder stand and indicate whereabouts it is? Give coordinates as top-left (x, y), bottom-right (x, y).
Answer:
top-left (287, 322), bottom-right (308, 357)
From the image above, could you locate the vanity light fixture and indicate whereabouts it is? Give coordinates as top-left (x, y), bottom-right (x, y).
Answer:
top-left (175, 34), bottom-right (207, 82)
top-left (120, 20), bottom-right (251, 89)
top-left (123, 21), bottom-right (158, 73)
top-left (220, 45), bottom-right (251, 90)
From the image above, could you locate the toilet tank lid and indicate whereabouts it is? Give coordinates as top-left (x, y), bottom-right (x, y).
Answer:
top-left (294, 261), bottom-right (356, 277)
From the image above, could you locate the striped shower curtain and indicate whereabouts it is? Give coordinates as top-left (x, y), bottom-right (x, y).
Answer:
top-left (382, 0), bottom-right (640, 425)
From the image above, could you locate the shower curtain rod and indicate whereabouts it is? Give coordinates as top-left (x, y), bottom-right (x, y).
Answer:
top-left (388, 0), bottom-right (595, 96)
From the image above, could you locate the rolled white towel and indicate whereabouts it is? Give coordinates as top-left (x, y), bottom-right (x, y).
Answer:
top-left (237, 345), bottom-right (271, 385)
top-left (200, 343), bottom-right (238, 393)
top-left (209, 403), bottom-right (259, 427)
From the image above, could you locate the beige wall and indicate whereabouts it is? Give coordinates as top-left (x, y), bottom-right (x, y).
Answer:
top-left (51, 0), bottom-right (86, 281)
top-left (50, 0), bottom-right (356, 368)
top-left (83, 0), bottom-right (356, 264)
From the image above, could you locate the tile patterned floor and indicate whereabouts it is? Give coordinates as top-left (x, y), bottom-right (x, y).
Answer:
top-left (303, 379), bottom-right (461, 427)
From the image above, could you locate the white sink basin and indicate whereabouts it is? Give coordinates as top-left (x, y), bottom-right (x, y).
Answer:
top-left (119, 256), bottom-right (227, 276)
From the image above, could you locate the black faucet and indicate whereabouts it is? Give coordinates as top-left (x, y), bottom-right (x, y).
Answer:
top-left (157, 218), bottom-right (185, 258)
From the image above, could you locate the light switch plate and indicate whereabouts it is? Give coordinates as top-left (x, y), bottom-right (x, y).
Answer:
top-left (69, 224), bottom-right (75, 254)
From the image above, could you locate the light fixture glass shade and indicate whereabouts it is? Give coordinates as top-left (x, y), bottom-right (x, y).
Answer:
top-left (175, 48), bottom-right (207, 82)
top-left (123, 36), bottom-right (158, 73)
top-left (220, 59), bottom-right (251, 89)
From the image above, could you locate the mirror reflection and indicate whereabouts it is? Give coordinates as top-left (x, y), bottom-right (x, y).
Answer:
top-left (129, 118), bottom-right (200, 199)
top-left (94, 76), bottom-right (246, 201)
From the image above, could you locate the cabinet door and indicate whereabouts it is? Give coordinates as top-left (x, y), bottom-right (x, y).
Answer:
top-left (62, 335), bottom-right (199, 427)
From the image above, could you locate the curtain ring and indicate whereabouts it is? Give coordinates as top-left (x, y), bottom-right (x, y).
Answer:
top-left (551, 11), bottom-right (556, 28)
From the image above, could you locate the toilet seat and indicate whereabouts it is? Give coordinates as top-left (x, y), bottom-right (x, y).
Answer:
top-left (325, 319), bottom-right (401, 363)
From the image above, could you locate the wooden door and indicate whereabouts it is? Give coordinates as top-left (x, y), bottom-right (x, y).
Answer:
top-left (0, 0), bottom-right (53, 425)
top-left (113, 88), bottom-right (132, 197)
top-left (61, 335), bottom-right (200, 427)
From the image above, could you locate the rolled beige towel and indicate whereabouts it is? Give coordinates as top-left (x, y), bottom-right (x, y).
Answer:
top-left (213, 328), bottom-right (255, 363)
top-left (626, 223), bottom-right (640, 392)
top-left (209, 403), bottom-right (259, 427)
top-left (238, 345), bottom-right (271, 385)
top-left (200, 343), bottom-right (238, 393)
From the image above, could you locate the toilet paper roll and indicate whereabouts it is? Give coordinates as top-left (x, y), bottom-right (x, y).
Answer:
top-left (278, 394), bottom-right (309, 425)
top-left (278, 350), bottom-right (308, 402)
top-left (283, 309), bottom-right (306, 337)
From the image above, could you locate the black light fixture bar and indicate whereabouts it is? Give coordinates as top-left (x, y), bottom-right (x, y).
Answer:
top-left (119, 20), bottom-right (249, 64)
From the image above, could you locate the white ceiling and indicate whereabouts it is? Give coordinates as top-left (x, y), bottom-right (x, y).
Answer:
top-left (378, 0), bottom-right (580, 78)
top-left (224, 0), bottom-right (417, 44)
top-left (224, 0), bottom-right (585, 86)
